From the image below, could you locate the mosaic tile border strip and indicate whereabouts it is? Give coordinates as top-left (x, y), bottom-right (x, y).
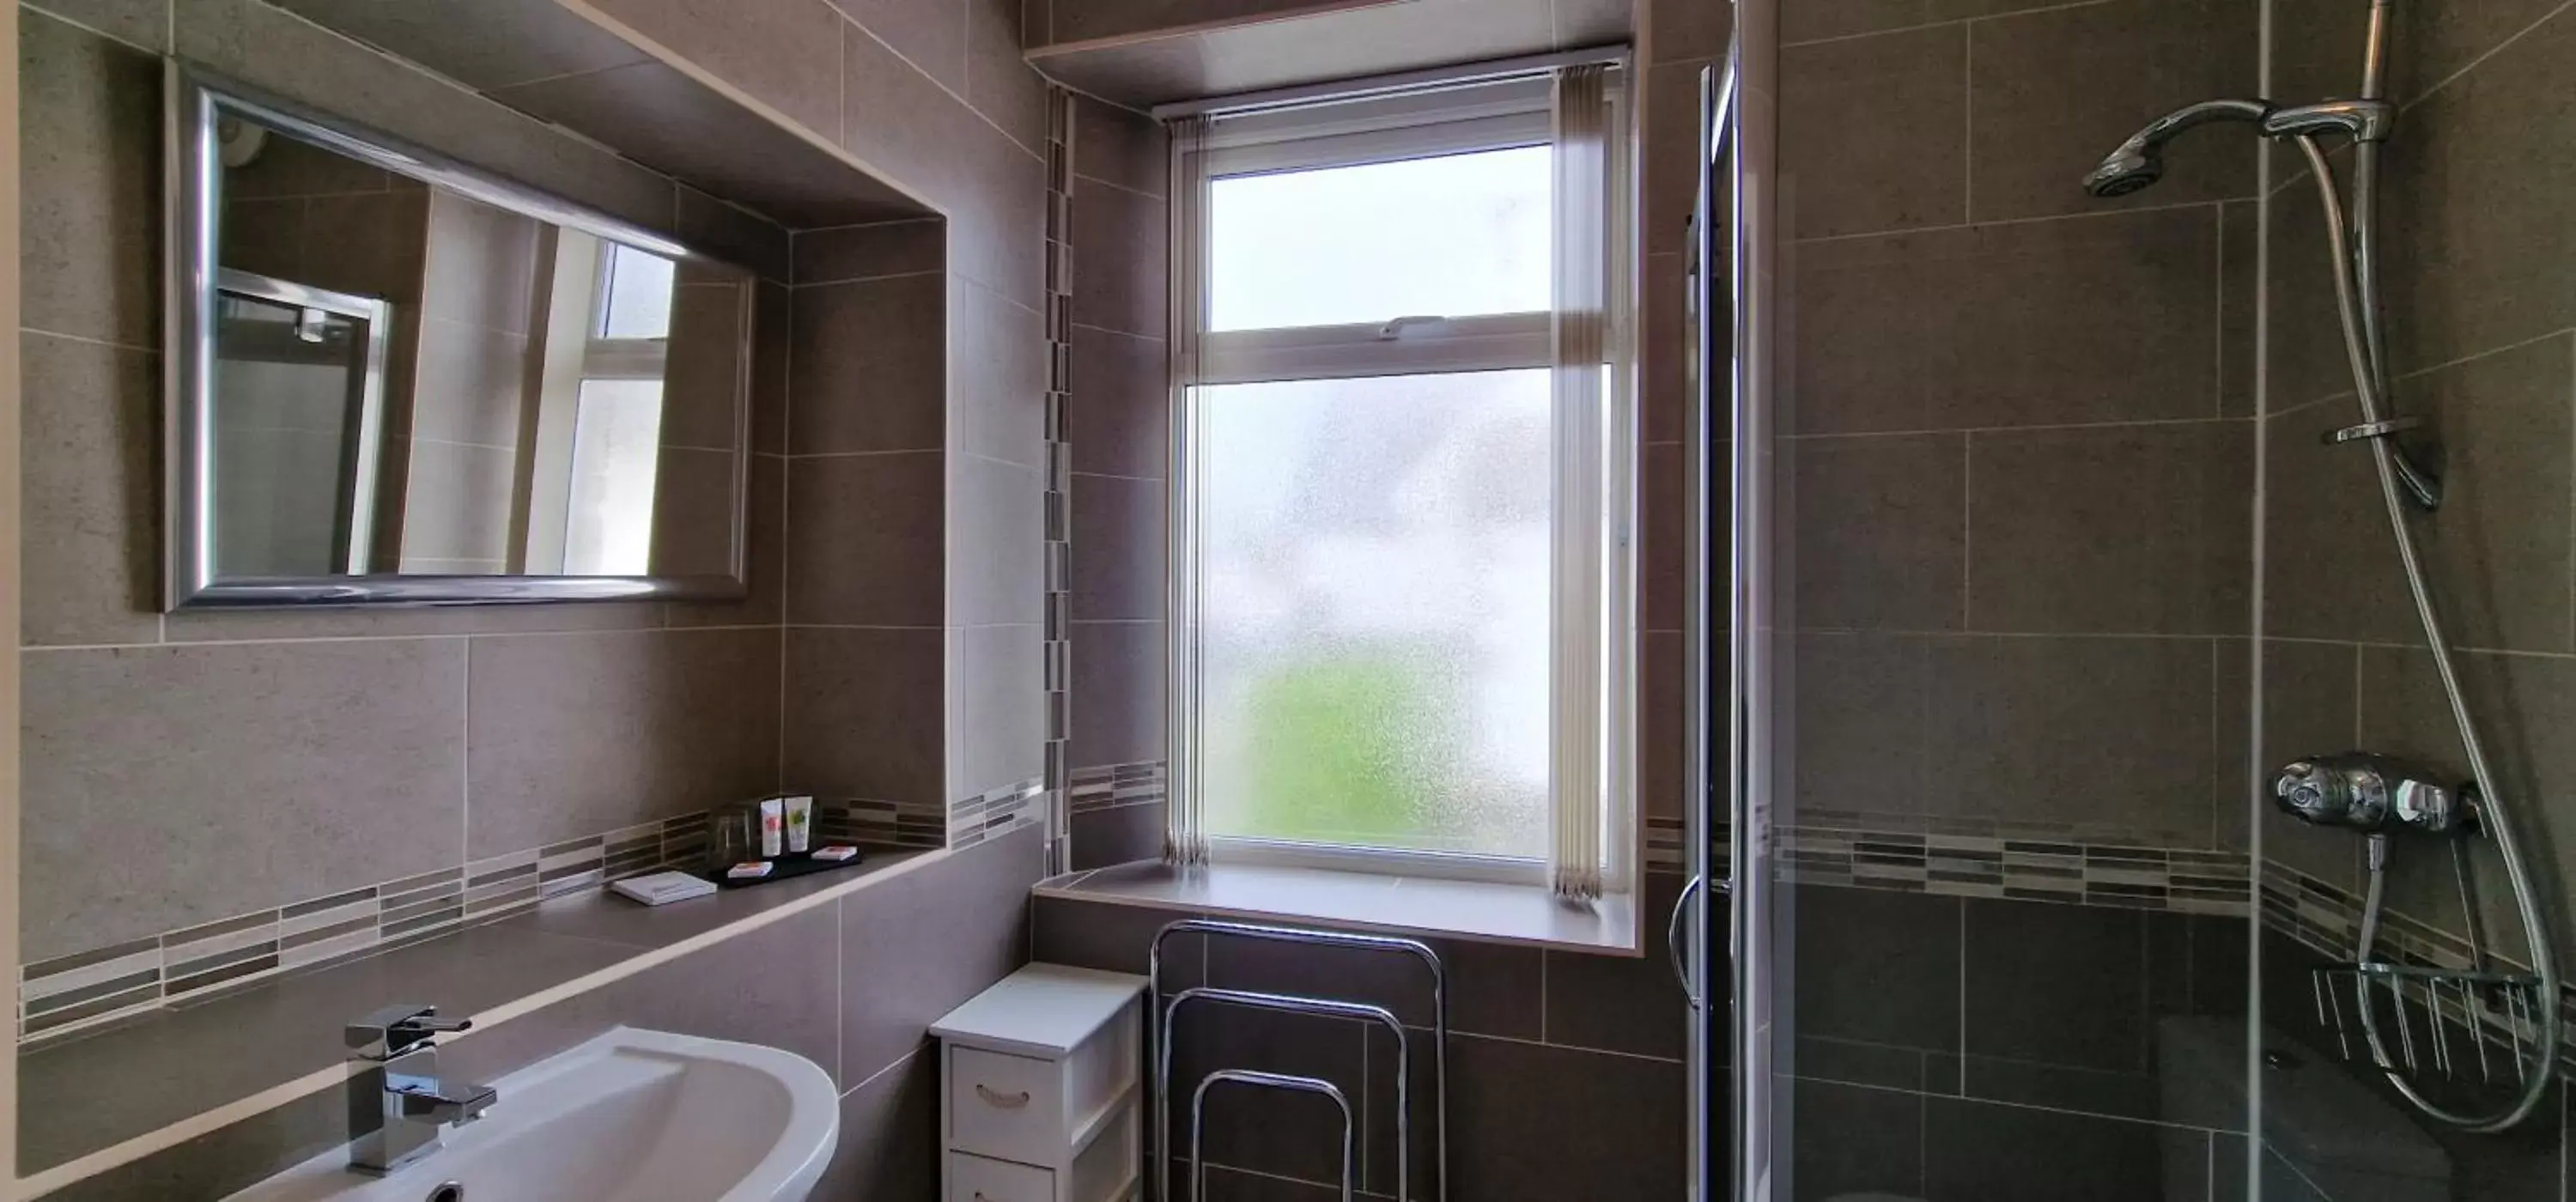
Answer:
top-left (1070, 760), bottom-right (1168, 814)
top-left (953, 776), bottom-right (1048, 849)
top-left (1780, 825), bottom-right (2253, 915)
top-left (19, 786), bottom-right (988, 1047)
top-left (18, 809), bottom-right (711, 1046)
top-left (1042, 85), bottom-right (1076, 871)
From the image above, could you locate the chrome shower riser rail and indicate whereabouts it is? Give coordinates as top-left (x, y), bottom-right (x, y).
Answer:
top-left (1145, 920), bottom-right (1449, 1201)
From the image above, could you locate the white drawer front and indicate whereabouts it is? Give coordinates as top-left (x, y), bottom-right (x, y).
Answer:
top-left (951, 1046), bottom-right (1064, 1163)
top-left (948, 1150), bottom-right (1056, 1202)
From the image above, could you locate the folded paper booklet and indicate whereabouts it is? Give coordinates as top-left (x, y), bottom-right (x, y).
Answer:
top-left (611, 870), bottom-right (719, 906)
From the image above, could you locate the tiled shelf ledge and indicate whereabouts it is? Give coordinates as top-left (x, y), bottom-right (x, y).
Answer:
top-left (1036, 860), bottom-right (1643, 955)
top-left (16, 847), bottom-right (945, 1194)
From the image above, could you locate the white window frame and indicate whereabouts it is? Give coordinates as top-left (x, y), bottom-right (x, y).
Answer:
top-left (1168, 65), bottom-right (1637, 892)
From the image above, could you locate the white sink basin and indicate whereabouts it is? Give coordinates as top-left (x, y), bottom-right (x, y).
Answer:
top-left (228, 1028), bottom-right (839, 1202)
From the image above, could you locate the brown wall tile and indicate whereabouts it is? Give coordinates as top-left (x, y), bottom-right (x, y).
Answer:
top-left (1643, 56), bottom-right (1713, 258)
top-left (793, 217), bottom-right (946, 286)
top-left (785, 626), bottom-right (947, 804)
top-left (839, 823), bottom-right (1041, 1079)
top-left (1070, 173), bottom-right (1169, 337)
top-left (465, 628), bottom-right (781, 855)
top-left (1071, 619), bottom-right (1166, 768)
top-left (1072, 94), bottom-right (1168, 197)
top-left (1922, 634), bottom-right (2218, 838)
top-left (818, 1047), bottom-right (942, 1198)
top-left (952, 452), bottom-right (1046, 626)
top-left (1967, 421), bottom-right (2252, 636)
top-left (784, 450), bottom-right (945, 626)
top-left (1069, 800), bottom-right (1164, 870)
top-left (22, 640), bottom-right (469, 959)
top-left (965, 0), bottom-right (1050, 153)
top-left (1789, 434), bottom-right (1966, 631)
top-left (2379, 8), bottom-right (2576, 374)
top-left (1068, 325), bottom-right (1170, 478)
top-left (790, 273), bottom-right (947, 455)
top-left (1071, 472), bottom-right (1166, 622)
top-left (1792, 206), bottom-right (2223, 434)
top-left (1781, 24), bottom-right (1966, 240)
top-left (1965, 0), bottom-right (2258, 222)
top-left (1793, 631), bottom-right (1929, 818)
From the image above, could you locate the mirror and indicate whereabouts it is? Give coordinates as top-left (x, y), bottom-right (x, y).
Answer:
top-left (171, 66), bottom-right (754, 607)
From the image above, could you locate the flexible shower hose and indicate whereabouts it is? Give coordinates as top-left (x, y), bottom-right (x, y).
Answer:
top-left (2293, 132), bottom-right (2561, 1132)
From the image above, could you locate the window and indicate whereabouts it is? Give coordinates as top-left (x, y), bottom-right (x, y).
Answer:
top-left (1170, 63), bottom-right (1633, 895)
top-left (524, 236), bottom-right (673, 575)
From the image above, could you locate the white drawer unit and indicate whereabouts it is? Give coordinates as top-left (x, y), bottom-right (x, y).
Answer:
top-left (933, 964), bottom-right (1148, 1202)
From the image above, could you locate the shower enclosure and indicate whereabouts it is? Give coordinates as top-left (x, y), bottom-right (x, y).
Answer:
top-left (1691, 0), bottom-right (2576, 1197)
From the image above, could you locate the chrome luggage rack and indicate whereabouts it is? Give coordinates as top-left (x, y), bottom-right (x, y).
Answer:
top-left (1146, 919), bottom-right (1449, 1202)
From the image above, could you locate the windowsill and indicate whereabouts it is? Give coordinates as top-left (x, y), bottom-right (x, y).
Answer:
top-left (1033, 859), bottom-right (1642, 956)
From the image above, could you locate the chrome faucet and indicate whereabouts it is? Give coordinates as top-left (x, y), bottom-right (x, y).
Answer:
top-left (344, 1004), bottom-right (496, 1175)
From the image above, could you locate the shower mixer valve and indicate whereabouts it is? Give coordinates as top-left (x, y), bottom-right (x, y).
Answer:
top-left (2274, 751), bottom-right (2471, 835)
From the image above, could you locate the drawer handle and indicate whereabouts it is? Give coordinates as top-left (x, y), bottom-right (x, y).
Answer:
top-left (974, 1083), bottom-right (1031, 1109)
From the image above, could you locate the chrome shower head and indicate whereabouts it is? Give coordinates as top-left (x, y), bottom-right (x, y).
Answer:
top-left (2083, 150), bottom-right (2162, 197)
top-left (2081, 97), bottom-right (2274, 197)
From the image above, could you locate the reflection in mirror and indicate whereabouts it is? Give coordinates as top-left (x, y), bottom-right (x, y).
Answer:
top-left (177, 71), bottom-right (753, 607)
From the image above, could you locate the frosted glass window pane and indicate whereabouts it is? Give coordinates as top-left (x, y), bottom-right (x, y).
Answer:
top-left (1207, 147), bottom-right (1552, 332)
top-left (1197, 369), bottom-right (1552, 859)
top-left (562, 379), bottom-right (664, 574)
top-left (598, 243), bottom-right (677, 339)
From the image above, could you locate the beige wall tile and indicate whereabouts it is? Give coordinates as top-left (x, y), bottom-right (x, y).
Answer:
top-left (408, 317), bottom-right (529, 449)
top-left (784, 451), bottom-right (945, 626)
top-left (20, 12), bottom-right (159, 348)
top-left (837, 824), bottom-right (1038, 1084)
top-left (267, 0), bottom-right (653, 91)
top-left (951, 276), bottom-right (1047, 470)
top-left (21, 332), bottom-right (161, 647)
top-left (396, 439), bottom-right (516, 566)
top-left (784, 626), bottom-right (946, 804)
top-left (465, 627), bottom-right (781, 855)
top-left (835, 0), bottom-right (969, 94)
top-left (950, 451), bottom-right (1045, 627)
top-left (585, 0), bottom-right (847, 143)
top-left (422, 191), bottom-right (541, 334)
top-left (957, 622), bottom-right (1045, 795)
top-left (21, 639), bottom-right (469, 960)
top-left (1640, 440), bottom-right (1692, 634)
top-left (1643, 56), bottom-right (1712, 258)
top-left (789, 272), bottom-right (947, 454)
top-left (965, 0), bottom-right (1050, 154)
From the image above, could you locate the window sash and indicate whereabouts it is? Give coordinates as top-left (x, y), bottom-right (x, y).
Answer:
top-left (1167, 63), bottom-right (1633, 892)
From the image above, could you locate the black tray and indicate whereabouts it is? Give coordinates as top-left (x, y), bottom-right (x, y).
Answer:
top-left (700, 847), bottom-right (867, 889)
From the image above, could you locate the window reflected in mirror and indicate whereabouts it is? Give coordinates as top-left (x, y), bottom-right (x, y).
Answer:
top-left (185, 100), bottom-right (752, 604)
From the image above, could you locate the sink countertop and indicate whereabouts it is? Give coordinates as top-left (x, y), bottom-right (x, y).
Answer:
top-left (20, 847), bottom-right (934, 1177)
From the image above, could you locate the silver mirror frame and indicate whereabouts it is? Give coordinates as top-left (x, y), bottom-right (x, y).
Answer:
top-left (165, 60), bottom-right (754, 609)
